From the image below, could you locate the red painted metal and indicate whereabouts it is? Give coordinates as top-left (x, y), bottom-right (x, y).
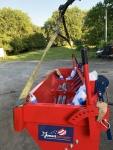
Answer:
top-left (68, 107), bottom-right (98, 125)
top-left (13, 66), bottom-right (110, 150)
top-left (83, 64), bottom-right (93, 106)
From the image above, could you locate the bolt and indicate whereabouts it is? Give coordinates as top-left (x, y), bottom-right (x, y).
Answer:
top-left (75, 140), bottom-right (79, 144)
top-left (103, 119), bottom-right (107, 122)
top-left (70, 143), bottom-right (73, 148)
top-left (64, 148), bottom-right (68, 150)
top-left (99, 92), bottom-right (102, 96)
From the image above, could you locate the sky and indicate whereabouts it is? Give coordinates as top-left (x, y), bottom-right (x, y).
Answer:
top-left (0, 0), bottom-right (104, 26)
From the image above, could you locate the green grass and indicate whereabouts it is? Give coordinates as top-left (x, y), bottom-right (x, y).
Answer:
top-left (0, 47), bottom-right (78, 61)
top-left (0, 46), bottom-right (97, 62)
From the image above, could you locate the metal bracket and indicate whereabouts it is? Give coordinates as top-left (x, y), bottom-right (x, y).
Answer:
top-left (68, 107), bottom-right (98, 125)
top-left (101, 118), bottom-right (110, 129)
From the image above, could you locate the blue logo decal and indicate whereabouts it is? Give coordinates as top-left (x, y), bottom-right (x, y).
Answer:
top-left (38, 124), bottom-right (74, 143)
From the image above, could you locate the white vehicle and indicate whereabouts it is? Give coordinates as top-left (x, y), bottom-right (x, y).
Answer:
top-left (0, 48), bottom-right (4, 58)
top-left (95, 49), bottom-right (103, 57)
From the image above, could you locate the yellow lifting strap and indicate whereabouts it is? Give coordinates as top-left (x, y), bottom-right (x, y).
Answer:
top-left (19, 33), bottom-right (57, 100)
top-left (15, 19), bottom-right (61, 107)
top-left (14, 0), bottom-right (75, 107)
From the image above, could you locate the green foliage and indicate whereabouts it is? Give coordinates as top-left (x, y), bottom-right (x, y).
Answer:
top-left (0, 7), bottom-right (47, 55)
top-left (83, 0), bottom-right (113, 47)
top-left (10, 37), bottom-right (23, 53)
top-left (83, 2), bottom-right (105, 46)
top-left (0, 47), bottom-right (79, 61)
top-left (104, 0), bottom-right (113, 6)
top-left (44, 17), bottom-right (55, 42)
top-left (10, 32), bottom-right (47, 54)
top-left (0, 7), bottom-right (33, 51)
top-left (1, 1), bottom-right (113, 57)
top-left (98, 40), bottom-right (108, 49)
top-left (103, 0), bottom-right (113, 41)
top-left (27, 32), bottom-right (47, 50)
top-left (74, 39), bottom-right (83, 51)
top-left (44, 7), bottom-right (86, 46)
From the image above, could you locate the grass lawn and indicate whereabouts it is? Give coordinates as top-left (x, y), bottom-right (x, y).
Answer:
top-left (0, 46), bottom-right (97, 62)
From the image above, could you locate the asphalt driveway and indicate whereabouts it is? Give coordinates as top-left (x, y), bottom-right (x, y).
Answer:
top-left (0, 60), bottom-right (113, 150)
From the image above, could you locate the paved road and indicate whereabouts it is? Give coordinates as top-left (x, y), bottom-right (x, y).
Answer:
top-left (0, 60), bottom-right (113, 150)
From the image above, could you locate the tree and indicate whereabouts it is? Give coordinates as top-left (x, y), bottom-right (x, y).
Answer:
top-left (104, 0), bottom-right (113, 41)
top-left (74, 39), bottom-right (83, 51)
top-left (0, 7), bottom-right (34, 53)
top-left (10, 37), bottom-right (23, 53)
top-left (83, 2), bottom-right (105, 47)
top-left (44, 7), bottom-right (86, 46)
top-left (83, 1), bottom-right (113, 47)
top-left (27, 32), bottom-right (47, 50)
top-left (104, 0), bottom-right (113, 6)
top-left (43, 17), bottom-right (55, 42)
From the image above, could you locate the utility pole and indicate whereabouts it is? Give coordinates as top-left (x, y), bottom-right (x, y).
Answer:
top-left (104, 8), bottom-right (107, 42)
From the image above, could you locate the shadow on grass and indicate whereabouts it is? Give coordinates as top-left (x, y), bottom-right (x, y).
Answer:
top-left (0, 47), bottom-right (80, 62)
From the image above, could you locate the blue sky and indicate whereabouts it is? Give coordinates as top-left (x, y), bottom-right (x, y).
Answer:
top-left (0, 0), bottom-right (104, 26)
